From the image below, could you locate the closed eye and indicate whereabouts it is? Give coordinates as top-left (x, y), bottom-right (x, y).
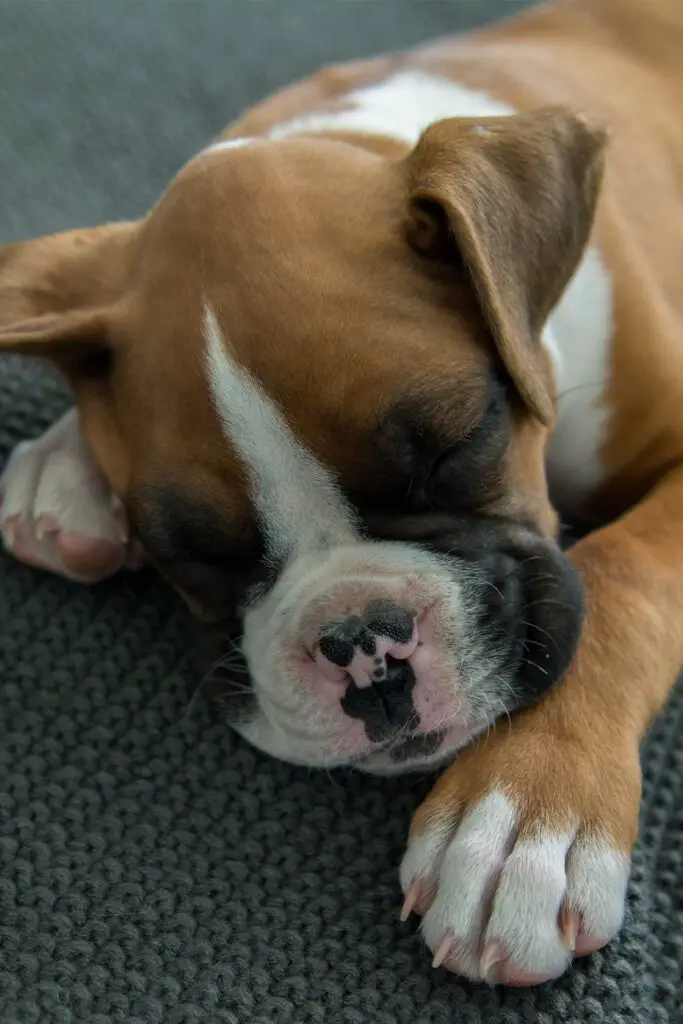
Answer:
top-left (422, 382), bottom-right (510, 510)
top-left (360, 373), bottom-right (510, 520)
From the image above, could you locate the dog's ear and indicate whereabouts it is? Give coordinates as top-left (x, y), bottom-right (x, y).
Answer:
top-left (0, 222), bottom-right (138, 371)
top-left (406, 106), bottom-right (606, 425)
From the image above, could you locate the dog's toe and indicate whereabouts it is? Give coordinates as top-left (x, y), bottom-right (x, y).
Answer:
top-left (1, 410), bottom-right (137, 582)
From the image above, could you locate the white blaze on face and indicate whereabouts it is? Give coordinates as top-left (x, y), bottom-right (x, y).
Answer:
top-left (203, 305), bottom-right (360, 562)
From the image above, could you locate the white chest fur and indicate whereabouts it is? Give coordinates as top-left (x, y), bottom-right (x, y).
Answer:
top-left (219, 70), bottom-right (615, 517)
top-left (542, 250), bottom-right (613, 516)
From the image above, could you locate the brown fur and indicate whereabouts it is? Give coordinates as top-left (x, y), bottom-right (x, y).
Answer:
top-left (2, 0), bottom-right (683, 962)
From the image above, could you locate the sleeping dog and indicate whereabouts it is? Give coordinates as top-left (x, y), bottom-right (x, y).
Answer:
top-left (2, 0), bottom-right (682, 986)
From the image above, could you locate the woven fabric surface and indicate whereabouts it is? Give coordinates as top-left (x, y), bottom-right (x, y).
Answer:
top-left (1, 3), bottom-right (682, 1022)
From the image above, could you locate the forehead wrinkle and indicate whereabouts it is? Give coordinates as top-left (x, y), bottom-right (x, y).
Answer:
top-left (203, 304), bottom-right (360, 561)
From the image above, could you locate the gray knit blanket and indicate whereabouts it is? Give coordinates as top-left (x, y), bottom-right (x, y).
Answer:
top-left (1, 3), bottom-right (681, 1021)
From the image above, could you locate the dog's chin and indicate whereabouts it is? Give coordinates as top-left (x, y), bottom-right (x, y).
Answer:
top-left (226, 712), bottom-right (485, 775)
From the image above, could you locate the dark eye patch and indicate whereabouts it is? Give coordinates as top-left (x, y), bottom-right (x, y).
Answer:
top-left (363, 373), bottom-right (509, 517)
top-left (425, 382), bottom-right (509, 510)
top-left (130, 483), bottom-right (273, 611)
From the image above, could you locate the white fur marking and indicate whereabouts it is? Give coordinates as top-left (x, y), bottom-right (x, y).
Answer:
top-left (203, 305), bottom-right (359, 561)
top-left (543, 247), bottom-right (614, 514)
top-left (271, 70), bottom-right (513, 145)
top-left (565, 839), bottom-right (629, 939)
top-left (418, 792), bottom-right (519, 975)
top-left (0, 409), bottom-right (126, 581)
top-left (401, 789), bottom-right (629, 981)
top-left (399, 818), bottom-right (456, 895)
top-left (0, 409), bottom-right (122, 541)
top-left (485, 832), bottom-right (574, 974)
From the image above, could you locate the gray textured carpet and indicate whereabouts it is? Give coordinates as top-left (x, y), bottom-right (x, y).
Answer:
top-left (1, 2), bottom-right (682, 1022)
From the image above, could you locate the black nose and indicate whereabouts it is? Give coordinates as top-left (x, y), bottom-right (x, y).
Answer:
top-left (317, 599), bottom-right (414, 668)
top-left (318, 615), bottom-right (377, 668)
top-left (340, 656), bottom-right (417, 741)
top-left (363, 598), bottom-right (414, 644)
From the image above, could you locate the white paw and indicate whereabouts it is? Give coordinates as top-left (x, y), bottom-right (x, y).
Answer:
top-left (400, 790), bottom-right (630, 986)
top-left (0, 409), bottom-right (141, 582)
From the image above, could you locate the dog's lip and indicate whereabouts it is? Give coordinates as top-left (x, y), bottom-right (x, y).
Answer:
top-left (355, 722), bottom-right (455, 761)
top-left (351, 712), bottom-right (481, 764)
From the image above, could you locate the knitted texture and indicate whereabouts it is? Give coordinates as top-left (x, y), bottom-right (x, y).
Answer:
top-left (1, 3), bottom-right (682, 1022)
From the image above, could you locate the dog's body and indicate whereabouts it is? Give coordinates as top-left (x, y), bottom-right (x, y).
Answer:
top-left (2, 0), bottom-right (683, 987)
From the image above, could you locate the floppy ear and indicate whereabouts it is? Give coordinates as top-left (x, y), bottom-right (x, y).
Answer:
top-left (0, 221), bottom-right (137, 370)
top-left (406, 106), bottom-right (607, 425)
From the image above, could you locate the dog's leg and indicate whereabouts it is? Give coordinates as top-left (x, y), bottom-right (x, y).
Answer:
top-left (400, 466), bottom-right (683, 985)
top-left (1, 408), bottom-right (144, 582)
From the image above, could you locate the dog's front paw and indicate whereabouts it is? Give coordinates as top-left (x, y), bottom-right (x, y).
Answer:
top-left (399, 721), bottom-right (640, 986)
top-left (0, 410), bottom-right (143, 582)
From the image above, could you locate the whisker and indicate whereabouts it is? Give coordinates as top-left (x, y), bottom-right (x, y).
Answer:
top-left (523, 597), bottom-right (573, 611)
top-left (557, 380), bottom-right (603, 400)
top-left (519, 656), bottom-right (549, 677)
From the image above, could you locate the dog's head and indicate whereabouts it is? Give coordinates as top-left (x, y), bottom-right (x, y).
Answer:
top-left (0, 107), bottom-right (605, 773)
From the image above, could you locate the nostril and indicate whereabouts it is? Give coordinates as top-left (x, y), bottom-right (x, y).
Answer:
top-left (317, 614), bottom-right (365, 668)
top-left (316, 602), bottom-right (419, 692)
top-left (318, 632), bottom-right (355, 668)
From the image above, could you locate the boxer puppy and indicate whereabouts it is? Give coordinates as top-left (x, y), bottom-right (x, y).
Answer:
top-left (2, 0), bottom-right (683, 986)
